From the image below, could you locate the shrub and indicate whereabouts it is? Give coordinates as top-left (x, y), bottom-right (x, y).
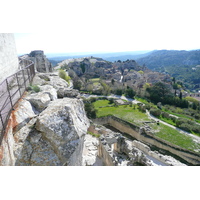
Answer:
top-left (175, 118), bottom-right (191, 127)
top-left (150, 108), bottom-right (161, 117)
top-left (161, 112), bottom-right (170, 119)
top-left (179, 123), bottom-right (193, 132)
top-left (59, 69), bottom-right (71, 83)
top-left (138, 104), bottom-right (146, 113)
top-left (27, 85), bottom-right (40, 93)
top-left (169, 115), bottom-right (177, 123)
top-left (84, 103), bottom-right (97, 119)
top-left (87, 131), bottom-right (101, 138)
top-left (109, 98), bottom-right (114, 104)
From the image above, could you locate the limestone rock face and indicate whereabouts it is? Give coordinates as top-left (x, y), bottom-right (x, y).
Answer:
top-left (12, 99), bottom-right (36, 131)
top-left (31, 73), bottom-right (78, 99)
top-left (15, 129), bottom-right (61, 166)
top-left (0, 99), bottom-right (36, 166)
top-left (35, 98), bottom-right (90, 165)
top-left (28, 50), bottom-right (53, 73)
top-left (57, 88), bottom-right (79, 98)
top-left (25, 92), bottom-right (51, 112)
top-left (39, 85), bottom-right (57, 101)
top-left (82, 134), bottom-right (99, 166)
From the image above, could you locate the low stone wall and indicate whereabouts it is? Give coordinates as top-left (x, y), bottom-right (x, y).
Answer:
top-left (98, 140), bottom-right (115, 166)
top-left (94, 116), bottom-right (200, 165)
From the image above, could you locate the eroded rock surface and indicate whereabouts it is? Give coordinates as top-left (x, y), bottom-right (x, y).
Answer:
top-left (35, 98), bottom-right (90, 165)
top-left (0, 72), bottom-right (90, 166)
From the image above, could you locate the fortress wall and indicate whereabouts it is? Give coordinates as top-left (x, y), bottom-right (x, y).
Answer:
top-left (0, 33), bottom-right (19, 83)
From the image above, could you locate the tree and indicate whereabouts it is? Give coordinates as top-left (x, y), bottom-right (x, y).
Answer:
top-left (100, 81), bottom-right (111, 95)
top-left (179, 91), bottom-right (182, 99)
top-left (111, 79), bottom-right (115, 85)
top-left (73, 78), bottom-right (82, 90)
top-left (148, 82), bottom-right (172, 103)
top-left (125, 88), bottom-right (136, 98)
top-left (84, 102), bottom-right (97, 119)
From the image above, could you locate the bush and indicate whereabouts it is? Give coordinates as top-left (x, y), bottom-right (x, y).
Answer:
top-left (125, 88), bottom-right (136, 98)
top-left (27, 85), bottom-right (40, 93)
top-left (138, 104), bottom-right (146, 113)
top-left (150, 108), bottom-right (162, 117)
top-left (84, 102), bottom-right (97, 119)
top-left (108, 98), bottom-right (114, 104)
top-left (169, 115), bottom-right (177, 123)
top-left (179, 123), bottom-right (193, 132)
top-left (161, 112), bottom-right (170, 119)
top-left (175, 118), bottom-right (191, 127)
top-left (59, 69), bottom-right (71, 83)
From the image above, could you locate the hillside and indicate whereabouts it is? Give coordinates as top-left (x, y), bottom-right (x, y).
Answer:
top-left (47, 50), bottom-right (151, 65)
top-left (136, 50), bottom-right (200, 91)
top-left (57, 57), bottom-right (171, 96)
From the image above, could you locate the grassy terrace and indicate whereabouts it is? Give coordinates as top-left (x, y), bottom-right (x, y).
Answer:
top-left (93, 100), bottom-right (200, 153)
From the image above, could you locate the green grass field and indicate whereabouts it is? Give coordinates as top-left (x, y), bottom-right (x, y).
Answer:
top-left (153, 123), bottom-right (200, 152)
top-left (94, 100), bottom-right (149, 126)
top-left (93, 100), bottom-right (200, 152)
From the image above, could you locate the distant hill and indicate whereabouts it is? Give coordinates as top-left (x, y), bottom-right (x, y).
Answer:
top-left (47, 50), bottom-right (151, 65)
top-left (136, 50), bottom-right (200, 70)
top-left (136, 50), bottom-right (200, 91)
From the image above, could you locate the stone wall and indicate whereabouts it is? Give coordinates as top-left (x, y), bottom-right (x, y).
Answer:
top-left (94, 116), bottom-right (200, 165)
top-left (0, 33), bottom-right (19, 83)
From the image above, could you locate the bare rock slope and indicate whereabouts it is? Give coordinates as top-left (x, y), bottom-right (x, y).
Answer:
top-left (0, 73), bottom-right (89, 166)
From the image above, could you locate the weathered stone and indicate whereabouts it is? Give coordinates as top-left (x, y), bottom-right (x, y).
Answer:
top-left (57, 88), bottom-right (79, 98)
top-left (13, 118), bottom-right (37, 159)
top-left (15, 130), bottom-right (61, 166)
top-left (31, 74), bottom-right (46, 86)
top-left (35, 98), bottom-right (90, 165)
top-left (49, 75), bottom-right (69, 90)
top-left (25, 92), bottom-right (51, 112)
top-left (12, 99), bottom-right (36, 132)
top-left (39, 85), bottom-right (57, 101)
top-left (82, 134), bottom-right (99, 166)
top-left (28, 50), bottom-right (53, 73)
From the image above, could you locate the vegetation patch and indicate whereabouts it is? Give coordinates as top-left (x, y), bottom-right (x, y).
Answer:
top-left (93, 99), bottom-right (200, 152)
top-left (27, 85), bottom-right (40, 93)
top-left (153, 123), bottom-right (200, 152)
top-left (93, 100), bottom-right (149, 126)
top-left (87, 131), bottom-right (101, 138)
top-left (59, 69), bottom-right (71, 83)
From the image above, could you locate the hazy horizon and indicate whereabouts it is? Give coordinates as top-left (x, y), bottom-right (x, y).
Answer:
top-left (4, 0), bottom-right (199, 56)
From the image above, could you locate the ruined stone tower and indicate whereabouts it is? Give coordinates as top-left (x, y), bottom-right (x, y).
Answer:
top-left (28, 50), bottom-right (53, 73)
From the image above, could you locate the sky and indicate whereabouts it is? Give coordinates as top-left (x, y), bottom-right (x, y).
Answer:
top-left (2, 0), bottom-right (200, 55)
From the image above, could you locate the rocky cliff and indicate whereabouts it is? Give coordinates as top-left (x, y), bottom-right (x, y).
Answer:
top-left (0, 72), bottom-right (89, 166)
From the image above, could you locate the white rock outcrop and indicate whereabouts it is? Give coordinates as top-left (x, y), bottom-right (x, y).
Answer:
top-left (0, 72), bottom-right (91, 166)
top-left (82, 134), bottom-right (99, 166)
top-left (25, 92), bottom-right (51, 112)
top-left (35, 98), bottom-right (90, 165)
